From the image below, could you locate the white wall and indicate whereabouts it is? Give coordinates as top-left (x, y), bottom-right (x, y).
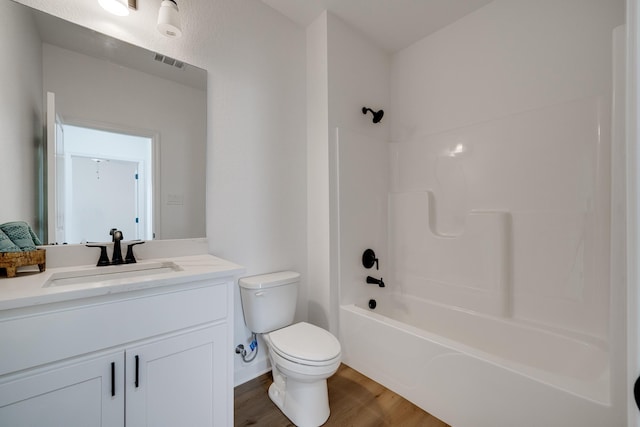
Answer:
top-left (42, 43), bottom-right (206, 240)
top-left (14, 0), bottom-right (307, 386)
top-left (323, 14), bottom-right (391, 313)
top-left (306, 12), bottom-right (331, 332)
top-left (0, 1), bottom-right (43, 237)
top-left (327, 14), bottom-right (391, 141)
top-left (336, 128), bottom-right (388, 307)
top-left (203, 4), bottom-right (307, 386)
top-left (389, 0), bottom-right (623, 337)
top-left (626, 1), bottom-right (640, 425)
top-left (391, 0), bottom-right (622, 140)
top-left (306, 12), bottom-right (391, 333)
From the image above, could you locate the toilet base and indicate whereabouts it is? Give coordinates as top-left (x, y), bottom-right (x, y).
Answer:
top-left (268, 369), bottom-right (330, 427)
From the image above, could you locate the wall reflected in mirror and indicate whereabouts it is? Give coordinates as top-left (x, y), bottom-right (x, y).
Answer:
top-left (1, 0), bottom-right (207, 244)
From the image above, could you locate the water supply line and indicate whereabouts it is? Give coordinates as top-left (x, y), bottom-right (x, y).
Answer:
top-left (235, 333), bottom-right (259, 363)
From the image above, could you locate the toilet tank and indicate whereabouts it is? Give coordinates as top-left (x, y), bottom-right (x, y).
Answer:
top-left (238, 271), bottom-right (300, 333)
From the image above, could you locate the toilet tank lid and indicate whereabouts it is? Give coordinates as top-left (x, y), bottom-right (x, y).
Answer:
top-left (238, 271), bottom-right (300, 290)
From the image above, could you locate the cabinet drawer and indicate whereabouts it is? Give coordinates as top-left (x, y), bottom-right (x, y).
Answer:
top-left (0, 281), bottom-right (228, 376)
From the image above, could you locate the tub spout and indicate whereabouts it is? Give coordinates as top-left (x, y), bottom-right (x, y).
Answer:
top-left (366, 276), bottom-right (385, 287)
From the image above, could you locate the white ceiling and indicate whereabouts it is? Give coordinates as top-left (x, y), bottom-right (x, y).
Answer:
top-left (260, 0), bottom-right (494, 53)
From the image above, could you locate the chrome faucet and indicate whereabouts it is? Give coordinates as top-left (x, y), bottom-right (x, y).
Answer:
top-left (110, 228), bottom-right (124, 265)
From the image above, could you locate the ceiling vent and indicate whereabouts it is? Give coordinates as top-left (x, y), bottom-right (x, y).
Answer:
top-left (153, 53), bottom-right (185, 69)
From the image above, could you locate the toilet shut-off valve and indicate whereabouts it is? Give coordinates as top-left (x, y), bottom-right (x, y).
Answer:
top-left (366, 276), bottom-right (385, 287)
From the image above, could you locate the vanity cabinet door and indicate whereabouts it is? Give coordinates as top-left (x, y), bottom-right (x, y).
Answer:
top-left (0, 351), bottom-right (124, 427)
top-left (125, 323), bottom-right (228, 427)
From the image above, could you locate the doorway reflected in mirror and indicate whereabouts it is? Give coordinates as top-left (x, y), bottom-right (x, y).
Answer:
top-left (52, 123), bottom-right (153, 244)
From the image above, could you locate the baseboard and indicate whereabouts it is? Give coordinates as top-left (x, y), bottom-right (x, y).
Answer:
top-left (234, 356), bottom-right (271, 387)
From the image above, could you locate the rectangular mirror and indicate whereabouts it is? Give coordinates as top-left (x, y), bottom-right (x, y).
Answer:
top-left (1, 0), bottom-right (207, 244)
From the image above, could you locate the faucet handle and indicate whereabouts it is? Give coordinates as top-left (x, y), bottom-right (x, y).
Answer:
top-left (86, 245), bottom-right (110, 266)
top-left (109, 228), bottom-right (123, 242)
top-left (362, 249), bottom-right (379, 270)
top-left (125, 241), bottom-right (145, 264)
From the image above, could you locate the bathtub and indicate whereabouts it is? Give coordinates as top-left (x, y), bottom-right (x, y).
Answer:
top-left (338, 295), bottom-right (621, 427)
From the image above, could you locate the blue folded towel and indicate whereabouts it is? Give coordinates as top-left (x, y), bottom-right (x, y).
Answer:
top-left (0, 228), bottom-right (21, 253)
top-left (0, 221), bottom-right (42, 252)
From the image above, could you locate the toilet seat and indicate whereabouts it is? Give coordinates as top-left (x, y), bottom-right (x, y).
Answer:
top-left (268, 322), bottom-right (341, 366)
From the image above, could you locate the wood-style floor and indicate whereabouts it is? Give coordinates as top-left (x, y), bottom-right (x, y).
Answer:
top-left (234, 364), bottom-right (450, 427)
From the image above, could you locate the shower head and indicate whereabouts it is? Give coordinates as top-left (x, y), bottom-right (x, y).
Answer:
top-left (362, 107), bottom-right (384, 124)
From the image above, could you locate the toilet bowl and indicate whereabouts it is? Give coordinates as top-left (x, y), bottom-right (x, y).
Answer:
top-left (264, 322), bottom-right (341, 426)
top-left (238, 272), bottom-right (342, 427)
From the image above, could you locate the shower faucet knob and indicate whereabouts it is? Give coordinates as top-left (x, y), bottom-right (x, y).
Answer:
top-left (362, 249), bottom-right (379, 270)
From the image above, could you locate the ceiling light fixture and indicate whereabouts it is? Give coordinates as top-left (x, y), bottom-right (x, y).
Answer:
top-left (98, 0), bottom-right (130, 16)
top-left (157, 0), bottom-right (182, 38)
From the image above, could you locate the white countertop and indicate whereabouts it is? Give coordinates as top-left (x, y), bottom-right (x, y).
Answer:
top-left (0, 254), bottom-right (244, 311)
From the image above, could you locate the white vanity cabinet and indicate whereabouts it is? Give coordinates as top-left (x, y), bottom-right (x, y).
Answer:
top-left (0, 350), bottom-right (124, 426)
top-left (125, 323), bottom-right (227, 426)
top-left (0, 275), bottom-right (235, 427)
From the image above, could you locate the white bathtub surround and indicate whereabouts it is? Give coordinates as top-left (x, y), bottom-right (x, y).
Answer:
top-left (387, 96), bottom-right (609, 334)
top-left (346, 297), bottom-right (608, 402)
top-left (389, 191), bottom-right (509, 316)
top-left (340, 302), bottom-right (614, 427)
top-left (335, 1), bottom-right (626, 426)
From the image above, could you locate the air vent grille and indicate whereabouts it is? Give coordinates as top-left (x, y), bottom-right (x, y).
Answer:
top-left (153, 53), bottom-right (185, 70)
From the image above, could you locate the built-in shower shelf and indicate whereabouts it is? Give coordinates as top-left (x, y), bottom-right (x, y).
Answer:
top-left (389, 191), bottom-right (509, 316)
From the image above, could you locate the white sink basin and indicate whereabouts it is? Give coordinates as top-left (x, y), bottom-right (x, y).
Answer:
top-left (43, 261), bottom-right (183, 287)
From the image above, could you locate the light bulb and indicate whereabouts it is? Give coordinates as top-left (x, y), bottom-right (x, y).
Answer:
top-left (98, 0), bottom-right (129, 16)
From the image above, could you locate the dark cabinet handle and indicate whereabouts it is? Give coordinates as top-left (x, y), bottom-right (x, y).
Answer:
top-left (111, 362), bottom-right (115, 397)
top-left (135, 355), bottom-right (140, 388)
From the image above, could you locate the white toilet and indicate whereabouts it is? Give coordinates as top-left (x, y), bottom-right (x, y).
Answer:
top-left (238, 271), bottom-right (341, 427)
